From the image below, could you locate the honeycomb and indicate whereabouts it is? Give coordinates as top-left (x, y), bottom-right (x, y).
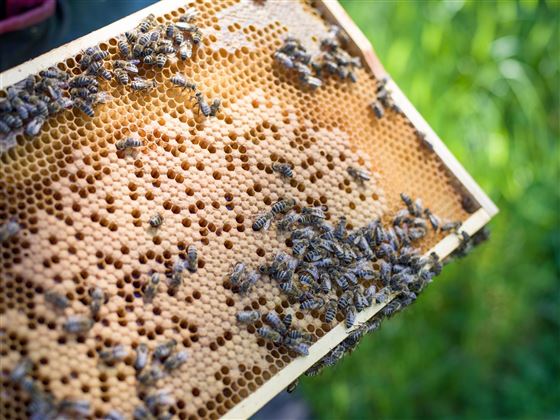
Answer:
top-left (0, 0), bottom-right (481, 418)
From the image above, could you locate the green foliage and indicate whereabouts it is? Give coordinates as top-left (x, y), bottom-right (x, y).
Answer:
top-left (301, 1), bottom-right (560, 418)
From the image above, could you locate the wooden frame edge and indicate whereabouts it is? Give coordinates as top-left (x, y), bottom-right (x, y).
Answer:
top-left (223, 208), bottom-right (492, 420)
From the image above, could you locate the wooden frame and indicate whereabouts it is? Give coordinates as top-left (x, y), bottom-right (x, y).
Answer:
top-left (0, 1), bottom-right (498, 418)
top-left (225, 2), bottom-right (498, 418)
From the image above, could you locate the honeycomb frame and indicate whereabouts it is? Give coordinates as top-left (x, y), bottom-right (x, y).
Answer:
top-left (0, 1), bottom-right (498, 419)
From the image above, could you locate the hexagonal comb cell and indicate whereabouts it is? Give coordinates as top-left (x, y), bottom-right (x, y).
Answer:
top-left (0, 0), bottom-right (492, 419)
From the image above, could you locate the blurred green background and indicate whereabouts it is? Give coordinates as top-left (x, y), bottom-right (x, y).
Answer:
top-left (300, 1), bottom-right (560, 418)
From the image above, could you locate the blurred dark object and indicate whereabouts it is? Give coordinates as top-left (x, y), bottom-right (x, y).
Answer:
top-left (0, 0), bottom-right (156, 73)
top-left (0, 0), bottom-right (55, 35)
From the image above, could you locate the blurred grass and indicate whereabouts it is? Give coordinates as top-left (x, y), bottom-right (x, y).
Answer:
top-left (300, 1), bottom-right (560, 418)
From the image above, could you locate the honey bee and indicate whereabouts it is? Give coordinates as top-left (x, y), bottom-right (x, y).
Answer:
top-left (286, 379), bottom-right (299, 393)
top-left (192, 29), bottom-right (203, 44)
top-left (370, 100), bottom-right (384, 119)
top-left (424, 209), bottom-right (440, 231)
top-left (294, 61), bottom-right (312, 77)
top-left (10, 97), bottom-right (28, 119)
top-left (10, 358), bottom-right (33, 383)
top-left (277, 211), bottom-right (298, 232)
top-left (148, 213), bottom-right (163, 228)
top-left (142, 55), bottom-right (156, 65)
top-left (264, 312), bottom-right (287, 334)
top-left (89, 49), bottom-right (109, 62)
top-left (319, 272), bottom-right (332, 293)
top-left (113, 59), bottom-right (140, 73)
top-left (0, 120), bottom-right (10, 135)
top-left (300, 297), bottom-right (325, 311)
top-left (132, 405), bottom-right (153, 420)
top-left (74, 99), bottom-right (95, 117)
top-left (374, 287), bottom-right (390, 304)
top-left (292, 240), bottom-right (307, 257)
top-left (166, 23), bottom-right (176, 38)
top-left (282, 313), bottom-right (293, 330)
top-left (192, 91), bottom-right (211, 116)
top-left (58, 399), bottom-right (91, 417)
top-left (115, 137), bottom-right (143, 151)
top-left (157, 44), bottom-right (176, 55)
top-left (63, 315), bottom-right (94, 334)
top-left (134, 343), bottom-right (149, 372)
top-left (170, 73), bottom-right (196, 90)
top-left (131, 77), bottom-right (157, 91)
top-left (274, 51), bottom-right (294, 69)
top-left (44, 290), bottom-right (69, 310)
top-left (179, 40), bottom-right (193, 60)
top-left (174, 31), bottom-right (185, 45)
top-left (154, 339), bottom-right (177, 361)
top-left (105, 410), bottom-right (126, 420)
top-left (237, 270), bottom-right (260, 294)
top-left (174, 22), bottom-right (198, 32)
top-left (156, 54), bottom-right (167, 68)
top-left (353, 287), bottom-right (369, 312)
top-left (168, 270), bottom-right (183, 290)
top-left (441, 221), bottom-right (462, 233)
top-left (1, 113), bottom-right (23, 128)
top-left (209, 98), bottom-right (221, 117)
top-left (344, 306), bottom-right (356, 328)
top-left (99, 344), bottom-right (128, 364)
top-left (271, 198), bottom-right (296, 215)
top-left (114, 69), bottom-right (130, 85)
top-left (138, 14), bottom-right (155, 33)
top-left (163, 350), bottom-right (188, 371)
top-left (0, 98), bottom-right (12, 112)
top-left (236, 310), bottom-right (260, 324)
top-left (125, 31), bottom-right (138, 43)
top-left (179, 7), bottom-right (199, 22)
top-left (461, 195), bottom-right (478, 214)
top-left (347, 166), bottom-right (370, 182)
top-left (145, 389), bottom-right (175, 412)
top-left (272, 162), bottom-right (293, 178)
top-left (132, 43), bottom-right (145, 58)
top-left (30, 96), bottom-right (49, 117)
top-left (117, 38), bottom-right (130, 57)
top-left (137, 364), bottom-right (165, 386)
top-left (229, 262), bottom-right (245, 287)
top-left (90, 287), bottom-right (105, 317)
top-left (287, 342), bottom-right (309, 356)
top-left (338, 290), bottom-right (353, 311)
top-left (252, 212), bottom-right (273, 231)
top-left (186, 244), bottom-right (198, 273)
top-left (301, 74), bottom-right (322, 89)
top-left (23, 117), bottom-right (44, 137)
top-left (0, 220), bottom-right (20, 243)
top-left (257, 327), bottom-right (282, 344)
top-left (323, 299), bottom-right (338, 323)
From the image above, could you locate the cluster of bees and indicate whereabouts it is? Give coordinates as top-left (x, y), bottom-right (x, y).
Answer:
top-left (274, 25), bottom-right (362, 89)
top-left (0, 67), bottom-right (73, 144)
top-left (9, 338), bottom-right (187, 419)
top-left (0, 5), bottom-right (218, 152)
top-left (226, 165), bottom-right (473, 390)
top-left (112, 9), bottom-right (199, 87)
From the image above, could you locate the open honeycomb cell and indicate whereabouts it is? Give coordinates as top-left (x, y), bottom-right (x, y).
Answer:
top-left (0, 0), bottom-right (485, 419)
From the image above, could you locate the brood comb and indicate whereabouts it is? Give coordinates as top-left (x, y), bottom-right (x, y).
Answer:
top-left (0, 1), bottom-right (498, 419)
